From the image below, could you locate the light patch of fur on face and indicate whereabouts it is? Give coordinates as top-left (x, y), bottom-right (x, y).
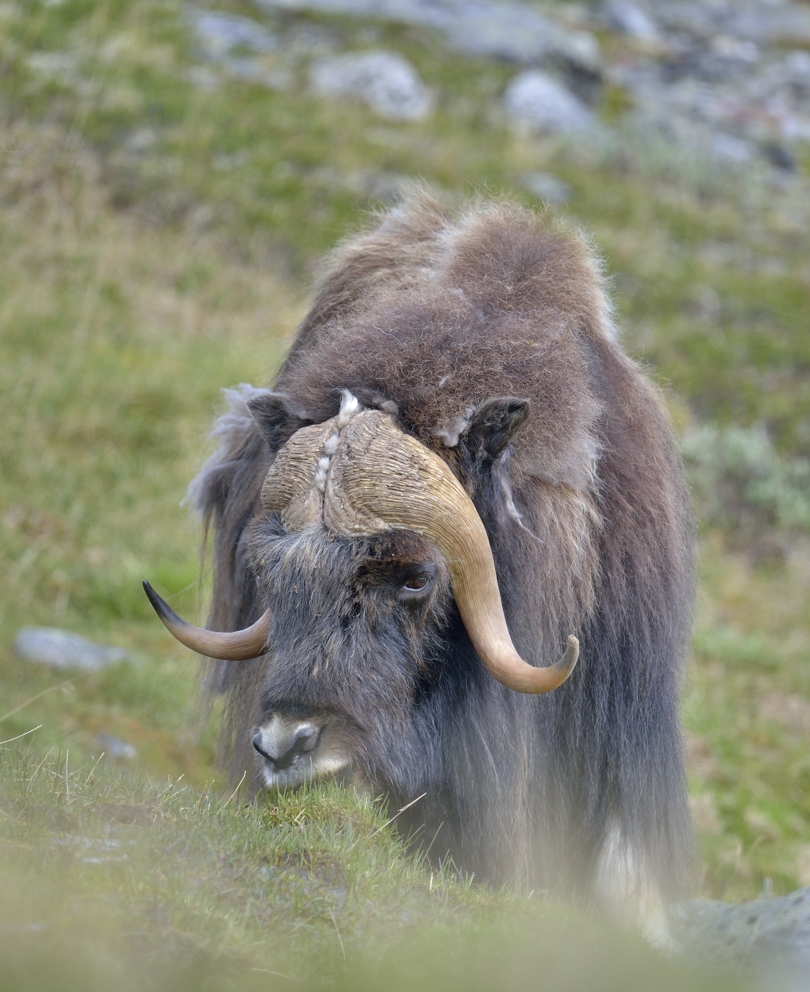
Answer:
top-left (259, 753), bottom-right (351, 790)
top-left (594, 820), bottom-right (672, 949)
top-left (253, 712), bottom-right (352, 790)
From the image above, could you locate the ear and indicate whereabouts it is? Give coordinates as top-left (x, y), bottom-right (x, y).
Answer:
top-left (246, 391), bottom-right (312, 452)
top-left (459, 397), bottom-right (530, 465)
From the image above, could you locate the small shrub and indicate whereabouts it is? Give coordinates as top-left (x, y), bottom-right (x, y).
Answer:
top-left (683, 423), bottom-right (810, 555)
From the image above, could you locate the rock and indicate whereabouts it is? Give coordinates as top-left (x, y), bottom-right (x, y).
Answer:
top-left (781, 115), bottom-right (810, 145)
top-left (253, 0), bottom-right (603, 77)
top-left (761, 142), bottom-right (796, 172)
top-left (504, 71), bottom-right (594, 134)
top-left (519, 171), bottom-right (572, 204)
top-left (670, 889), bottom-right (810, 988)
top-left (653, 2), bottom-right (724, 40)
top-left (711, 132), bottom-right (755, 164)
top-left (602, 0), bottom-right (659, 42)
top-left (603, 0), bottom-right (810, 165)
top-left (186, 10), bottom-right (278, 60)
top-left (786, 49), bottom-right (810, 77)
top-left (728, 6), bottom-right (810, 47)
top-left (95, 734), bottom-right (138, 760)
top-left (184, 10), bottom-right (290, 89)
top-left (652, 2), bottom-right (810, 47)
top-left (25, 50), bottom-right (80, 81)
top-left (182, 0), bottom-right (810, 167)
top-left (124, 127), bottom-right (157, 153)
top-left (710, 34), bottom-right (759, 66)
top-left (309, 166), bottom-right (410, 201)
top-left (785, 49), bottom-right (810, 93)
top-left (13, 627), bottom-right (131, 672)
top-left (309, 50), bottom-right (433, 120)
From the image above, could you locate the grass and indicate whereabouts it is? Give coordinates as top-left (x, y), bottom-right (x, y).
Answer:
top-left (0, 748), bottom-right (748, 992)
top-left (0, 0), bottom-right (809, 985)
top-left (0, 112), bottom-right (296, 782)
top-left (686, 538), bottom-right (810, 901)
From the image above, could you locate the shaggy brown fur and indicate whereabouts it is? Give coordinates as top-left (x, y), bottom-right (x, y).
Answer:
top-left (190, 191), bottom-right (694, 927)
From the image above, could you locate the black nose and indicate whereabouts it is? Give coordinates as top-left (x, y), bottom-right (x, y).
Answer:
top-left (252, 726), bottom-right (320, 770)
top-left (252, 733), bottom-right (274, 762)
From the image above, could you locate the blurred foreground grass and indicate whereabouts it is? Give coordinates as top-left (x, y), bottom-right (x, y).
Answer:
top-left (0, 748), bottom-right (746, 992)
top-left (1, 0), bottom-right (810, 983)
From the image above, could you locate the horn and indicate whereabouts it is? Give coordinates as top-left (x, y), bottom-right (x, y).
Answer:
top-left (323, 412), bottom-right (579, 694)
top-left (142, 581), bottom-right (270, 661)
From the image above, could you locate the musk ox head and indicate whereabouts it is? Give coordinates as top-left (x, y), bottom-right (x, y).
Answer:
top-left (144, 390), bottom-right (578, 790)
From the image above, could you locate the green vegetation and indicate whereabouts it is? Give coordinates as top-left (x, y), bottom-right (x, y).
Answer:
top-left (0, 747), bottom-right (495, 989)
top-left (0, 748), bottom-right (746, 991)
top-left (1, 0), bottom-right (809, 985)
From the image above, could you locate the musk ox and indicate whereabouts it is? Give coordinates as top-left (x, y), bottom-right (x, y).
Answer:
top-left (145, 192), bottom-right (694, 940)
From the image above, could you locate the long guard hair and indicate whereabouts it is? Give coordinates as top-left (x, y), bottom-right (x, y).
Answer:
top-left (189, 191), bottom-right (694, 911)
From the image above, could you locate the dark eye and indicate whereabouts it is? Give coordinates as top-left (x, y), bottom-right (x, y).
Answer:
top-left (403, 576), bottom-right (429, 592)
top-left (397, 566), bottom-right (436, 603)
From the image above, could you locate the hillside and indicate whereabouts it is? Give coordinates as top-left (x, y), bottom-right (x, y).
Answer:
top-left (1, 0), bottom-right (809, 986)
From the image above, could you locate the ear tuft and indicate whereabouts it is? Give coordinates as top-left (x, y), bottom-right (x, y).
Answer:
top-left (460, 396), bottom-right (530, 464)
top-left (247, 392), bottom-right (312, 452)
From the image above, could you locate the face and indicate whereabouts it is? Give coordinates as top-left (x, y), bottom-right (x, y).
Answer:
top-left (246, 514), bottom-right (452, 790)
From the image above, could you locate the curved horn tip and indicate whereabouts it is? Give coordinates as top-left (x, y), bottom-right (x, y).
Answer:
top-left (526, 634), bottom-right (578, 694)
top-left (553, 634), bottom-right (579, 685)
top-left (143, 578), bottom-right (271, 662)
top-left (143, 579), bottom-right (183, 626)
top-left (561, 635), bottom-right (579, 673)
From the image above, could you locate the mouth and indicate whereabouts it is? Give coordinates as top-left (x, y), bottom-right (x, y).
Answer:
top-left (255, 752), bottom-right (355, 790)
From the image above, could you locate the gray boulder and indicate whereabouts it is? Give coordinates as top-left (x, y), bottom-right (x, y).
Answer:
top-left (309, 50), bottom-right (433, 120)
top-left (785, 49), bottom-right (810, 91)
top-left (186, 10), bottom-right (278, 59)
top-left (711, 132), bottom-right (755, 165)
top-left (185, 10), bottom-right (290, 90)
top-left (671, 889), bottom-right (810, 990)
top-left (728, 6), bottom-right (810, 47)
top-left (504, 70), bottom-right (594, 134)
top-left (602, 0), bottom-right (659, 42)
top-left (253, 0), bottom-right (602, 76)
top-left (13, 627), bottom-right (131, 672)
top-left (652, 2), bottom-right (810, 47)
top-left (519, 171), bottom-right (572, 204)
top-left (95, 734), bottom-right (138, 760)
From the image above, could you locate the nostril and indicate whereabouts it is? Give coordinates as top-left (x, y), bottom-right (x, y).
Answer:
top-left (276, 726), bottom-right (321, 768)
top-left (294, 726), bottom-right (319, 754)
top-left (252, 724), bottom-right (322, 771)
top-left (253, 733), bottom-right (276, 765)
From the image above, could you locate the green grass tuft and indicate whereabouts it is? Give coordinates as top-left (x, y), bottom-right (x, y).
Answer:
top-left (0, 748), bottom-right (749, 991)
